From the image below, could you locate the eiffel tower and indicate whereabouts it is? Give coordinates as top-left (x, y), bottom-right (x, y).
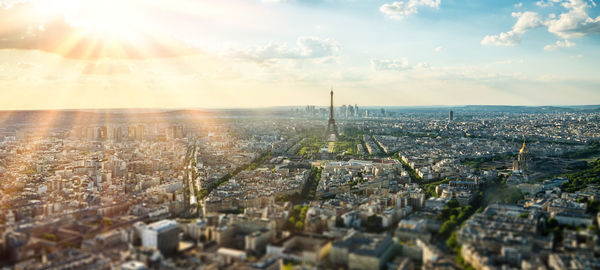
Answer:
top-left (326, 88), bottom-right (338, 141)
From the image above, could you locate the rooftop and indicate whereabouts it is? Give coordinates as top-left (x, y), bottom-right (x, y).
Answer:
top-left (146, 220), bottom-right (178, 232)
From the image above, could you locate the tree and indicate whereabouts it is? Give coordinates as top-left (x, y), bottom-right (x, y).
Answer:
top-left (101, 217), bottom-right (113, 226)
top-left (43, 233), bottom-right (57, 242)
top-left (439, 220), bottom-right (458, 237)
top-left (457, 206), bottom-right (472, 221)
top-left (547, 218), bottom-right (558, 228)
top-left (588, 200), bottom-right (600, 214)
top-left (295, 221), bottom-right (304, 231)
top-left (447, 199), bottom-right (460, 209)
top-left (446, 231), bottom-right (460, 254)
top-left (300, 205), bottom-right (309, 217)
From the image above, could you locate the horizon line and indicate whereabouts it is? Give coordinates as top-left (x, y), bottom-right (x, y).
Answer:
top-left (0, 104), bottom-right (599, 113)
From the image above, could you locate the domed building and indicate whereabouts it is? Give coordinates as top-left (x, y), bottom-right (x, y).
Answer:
top-left (513, 140), bottom-right (529, 172)
top-left (507, 139), bottom-right (531, 185)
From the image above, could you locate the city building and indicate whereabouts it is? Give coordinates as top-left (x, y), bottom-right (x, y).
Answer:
top-left (138, 220), bottom-right (180, 256)
top-left (330, 231), bottom-right (395, 270)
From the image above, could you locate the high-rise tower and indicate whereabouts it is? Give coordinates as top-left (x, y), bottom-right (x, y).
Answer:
top-left (326, 88), bottom-right (338, 141)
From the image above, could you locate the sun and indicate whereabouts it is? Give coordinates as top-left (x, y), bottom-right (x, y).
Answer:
top-left (36, 0), bottom-right (145, 39)
top-left (7, 0), bottom-right (195, 60)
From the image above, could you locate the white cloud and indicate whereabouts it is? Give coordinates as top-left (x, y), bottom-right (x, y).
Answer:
top-left (481, 30), bottom-right (522, 46)
top-left (370, 58), bottom-right (431, 71)
top-left (481, 11), bottom-right (543, 46)
top-left (229, 37), bottom-right (340, 63)
top-left (415, 62), bottom-right (431, 69)
top-left (485, 0), bottom-right (600, 46)
top-left (380, 0), bottom-right (441, 20)
top-left (434, 46), bottom-right (444, 52)
top-left (494, 59), bottom-right (525, 65)
top-left (512, 12), bottom-right (545, 33)
top-left (261, 0), bottom-right (333, 3)
top-left (371, 58), bottom-right (410, 71)
top-left (535, 0), bottom-right (562, 7)
top-left (514, 2), bottom-right (523, 8)
top-left (546, 0), bottom-right (600, 38)
top-left (543, 39), bottom-right (575, 50)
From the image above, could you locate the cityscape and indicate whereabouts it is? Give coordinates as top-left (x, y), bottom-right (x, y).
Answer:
top-left (1, 0), bottom-right (600, 269)
top-left (0, 95), bottom-right (599, 269)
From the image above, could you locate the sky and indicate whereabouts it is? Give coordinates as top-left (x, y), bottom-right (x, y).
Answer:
top-left (0, 0), bottom-right (599, 110)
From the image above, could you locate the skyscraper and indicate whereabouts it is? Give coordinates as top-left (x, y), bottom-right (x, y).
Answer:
top-left (326, 89), bottom-right (338, 141)
top-left (136, 124), bottom-right (145, 140)
top-left (449, 110), bottom-right (454, 121)
top-left (112, 127), bottom-right (122, 142)
top-left (127, 126), bottom-right (137, 140)
top-left (97, 126), bottom-right (108, 140)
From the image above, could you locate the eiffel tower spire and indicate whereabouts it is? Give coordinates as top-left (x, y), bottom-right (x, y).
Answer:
top-left (330, 88), bottom-right (334, 120)
top-left (326, 88), bottom-right (338, 141)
